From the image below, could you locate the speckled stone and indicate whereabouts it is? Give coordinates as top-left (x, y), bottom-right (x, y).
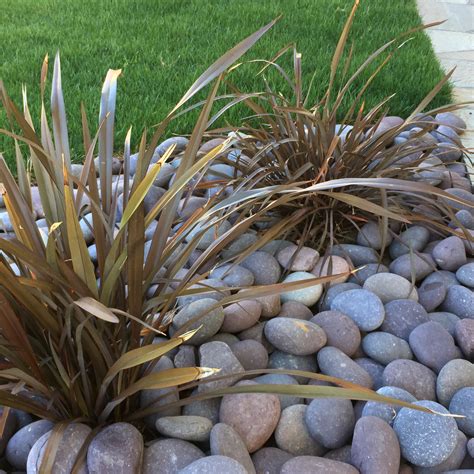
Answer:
top-left (331, 244), bottom-right (379, 266)
top-left (277, 244), bottom-right (320, 271)
top-left (389, 253), bottom-right (436, 282)
top-left (441, 285), bottom-right (474, 319)
top-left (179, 455), bottom-right (247, 474)
top-left (142, 439), bottom-right (204, 474)
top-left (455, 319), bottom-right (474, 359)
top-left (231, 340), bottom-right (268, 370)
top-left (275, 404), bottom-right (325, 456)
top-left (198, 342), bottom-right (244, 393)
top-left (467, 438), bottom-right (474, 458)
top-left (171, 298), bottom-right (224, 345)
top-left (280, 456), bottom-right (358, 474)
top-left (219, 380), bottom-right (281, 453)
top-left (7, 420), bottom-right (55, 470)
top-left (354, 358), bottom-right (385, 390)
top-left (318, 282), bottom-right (361, 311)
top-left (456, 263), bottom-right (474, 288)
top-left (363, 273), bottom-right (418, 303)
top-left (87, 423), bottom-right (143, 474)
top-left (268, 351), bottom-right (317, 383)
top-left (311, 255), bottom-right (351, 285)
top-left (255, 294), bottom-right (281, 318)
top-left (394, 400), bottom-right (459, 467)
top-left (423, 270), bottom-right (460, 288)
top-left (349, 263), bottom-right (389, 285)
top-left (450, 388), bottom-right (474, 436)
top-left (305, 398), bottom-right (355, 449)
top-left (155, 416), bottom-right (213, 442)
top-left (436, 359), bottom-right (474, 407)
top-left (429, 311), bottom-right (460, 336)
top-left (183, 395), bottom-right (221, 425)
top-left (251, 448), bottom-right (293, 474)
top-left (432, 236), bottom-right (467, 271)
top-left (418, 281), bottom-right (447, 312)
top-left (390, 226), bottom-right (431, 259)
top-left (318, 346), bottom-right (372, 388)
top-left (409, 321), bottom-right (461, 372)
top-left (311, 310), bottom-right (361, 357)
top-left (174, 345), bottom-right (196, 369)
top-left (357, 221), bottom-right (393, 250)
top-left (210, 264), bottom-right (255, 287)
top-left (221, 300), bottom-right (262, 333)
top-left (278, 301), bottom-right (313, 320)
top-left (264, 317), bottom-right (327, 355)
top-left (280, 271), bottom-right (323, 307)
top-left (222, 233), bottom-right (258, 259)
top-left (383, 360), bottom-right (437, 400)
top-left (323, 445), bottom-right (352, 464)
top-left (362, 332), bottom-right (413, 365)
top-left (351, 416), bottom-right (400, 474)
top-left (210, 423), bottom-right (256, 474)
top-left (381, 299), bottom-right (429, 340)
top-left (331, 289), bottom-right (385, 331)
top-left (253, 374), bottom-right (303, 409)
top-left (240, 251), bottom-right (282, 285)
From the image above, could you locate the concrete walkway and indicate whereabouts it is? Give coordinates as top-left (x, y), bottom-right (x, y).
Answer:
top-left (417, 0), bottom-right (473, 178)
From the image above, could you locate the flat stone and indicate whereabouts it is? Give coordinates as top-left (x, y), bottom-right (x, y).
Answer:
top-left (275, 404), bottom-right (325, 456)
top-left (143, 439), bottom-right (204, 474)
top-left (317, 346), bottom-right (372, 388)
top-left (198, 342), bottom-right (244, 393)
top-left (26, 423), bottom-right (92, 474)
top-left (280, 271), bottom-right (323, 307)
top-left (178, 455), bottom-right (246, 474)
top-left (277, 244), bottom-right (319, 271)
top-left (87, 422), bottom-right (143, 474)
top-left (171, 298), bottom-right (224, 345)
top-left (219, 380), bottom-right (280, 453)
top-left (409, 321), bottom-right (461, 372)
top-left (251, 448), bottom-right (293, 474)
top-left (351, 416), bottom-right (400, 474)
top-left (362, 332), bottom-right (413, 365)
top-left (264, 317), bottom-right (326, 355)
top-left (455, 319), bottom-right (474, 358)
top-left (331, 288), bottom-right (385, 331)
top-left (383, 359), bottom-right (437, 400)
top-left (363, 273), bottom-right (418, 304)
top-left (381, 299), bottom-right (429, 340)
top-left (210, 423), bottom-right (255, 474)
top-left (450, 387), bottom-right (474, 436)
top-left (362, 386), bottom-right (417, 425)
top-left (240, 251), bottom-right (281, 285)
top-left (437, 359), bottom-right (474, 407)
top-left (310, 310), bottom-right (361, 357)
top-left (155, 416), bottom-right (213, 442)
top-left (305, 398), bottom-right (355, 449)
top-left (393, 400), bottom-right (459, 468)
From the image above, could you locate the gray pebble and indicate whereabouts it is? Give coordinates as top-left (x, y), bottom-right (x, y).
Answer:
top-left (362, 272), bottom-right (418, 303)
top-left (280, 271), bottom-right (323, 307)
top-left (390, 226), bottom-right (431, 259)
top-left (381, 299), bottom-right (429, 340)
top-left (280, 455), bottom-right (358, 474)
top-left (432, 236), bottom-right (467, 271)
top-left (357, 221), bottom-right (393, 250)
top-left (349, 263), bottom-right (389, 285)
top-left (183, 394), bottom-right (221, 425)
top-left (455, 318), bottom-right (474, 359)
top-left (389, 253), bottom-right (436, 282)
top-left (318, 282), bottom-right (361, 311)
top-left (418, 281), bottom-right (447, 312)
top-left (429, 311), bottom-right (460, 335)
top-left (268, 351), bottom-right (317, 383)
top-left (362, 332), bottom-right (413, 365)
top-left (331, 244), bottom-right (379, 266)
top-left (253, 374), bottom-right (303, 409)
top-left (240, 251), bottom-right (281, 285)
top-left (251, 447), bottom-right (293, 474)
top-left (456, 263), bottom-right (474, 288)
top-left (423, 270), bottom-right (460, 287)
top-left (450, 388), bottom-right (474, 436)
top-left (210, 264), bottom-right (255, 287)
top-left (231, 340), bottom-right (268, 370)
top-left (178, 455), bottom-right (246, 474)
top-left (441, 285), bottom-right (474, 319)
top-left (155, 416), bottom-right (213, 442)
top-left (278, 301), bottom-right (313, 320)
top-left (437, 359), bottom-right (474, 406)
top-left (221, 300), bottom-right (262, 333)
top-left (354, 358), bottom-right (385, 390)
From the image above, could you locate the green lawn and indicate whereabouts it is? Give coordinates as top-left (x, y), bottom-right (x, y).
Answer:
top-left (1, 0), bottom-right (451, 167)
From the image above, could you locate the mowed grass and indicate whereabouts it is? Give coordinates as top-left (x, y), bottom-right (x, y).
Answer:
top-left (0, 0), bottom-right (451, 168)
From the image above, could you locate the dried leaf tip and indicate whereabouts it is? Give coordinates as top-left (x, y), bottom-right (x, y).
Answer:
top-left (199, 367), bottom-right (221, 378)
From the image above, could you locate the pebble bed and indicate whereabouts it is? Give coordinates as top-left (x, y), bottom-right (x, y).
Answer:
top-left (0, 112), bottom-right (473, 473)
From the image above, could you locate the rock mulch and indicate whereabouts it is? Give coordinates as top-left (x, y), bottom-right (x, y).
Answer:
top-left (0, 112), bottom-right (473, 472)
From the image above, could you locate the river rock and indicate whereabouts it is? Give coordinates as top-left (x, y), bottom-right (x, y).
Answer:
top-left (381, 299), bottom-right (429, 340)
top-left (418, 281), bottom-right (447, 312)
top-left (351, 416), bottom-right (400, 474)
top-left (221, 300), bottom-right (262, 333)
top-left (394, 400), bottom-right (458, 467)
top-left (143, 439), bottom-right (204, 474)
top-left (219, 380), bottom-right (280, 453)
top-left (305, 398), bottom-right (355, 449)
top-left (276, 244), bottom-right (319, 271)
top-left (383, 359), bottom-right (437, 400)
top-left (355, 358), bottom-right (385, 390)
top-left (210, 423), bottom-right (256, 474)
top-left (178, 455), bottom-right (247, 474)
top-left (87, 423), bottom-right (143, 474)
top-left (253, 373), bottom-right (303, 409)
top-left (264, 317), bottom-right (326, 355)
top-left (231, 340), bottom-right (268, 370)
top-left (275, 404), bottom-right (325, 456)
top-left (268, 351), bottom-right (317, 383)
top-left (450, 387), bottom-right (474, 436)
top-left (185, 219), bottom-right (232, 250)
top-left (456, 262), bottom-right (474, 288)
top-left (432, 236), bottom-right (467, 271)
top-left (210, 264), bottom-right (255, 287)
top-left (437, 359), bottom-right (474, 406)
top-left (280, 272), bottom-right (323, 307)
top-left (318, 282), bottom-right (361, 311)
top-left (310, 310), bottom-right (361, 356)
top-left (155, 416), bottom-right (213, 442)
top-left (331, 244), bottom-right (379, 266)
top-left (441, 284), bottom-right (474, 319)
top-left (455, 318), bottom-right (474, 358)
top-left (363, 332), bottom-right (413, 365)
top-left (280, 455), bottom-right (358, 474)
top-left (363, 273), bottom-right (418, 303)
top-left (389, 253), bottom-right (436, 281)
top-left (251, 448), bottom-right (293, 474)
top-left (350, 263), bottom-right (389, 285)
top-left (240, 251), bottom-right (281, 285)
top-left (278, 301), bottom-right (313, 320)
top-left (390, 226), bottom-right (431, 259)
top-left (331, 289), bottom-right (385, 331)
top-left (311, 255), bottom-right (350, 285)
